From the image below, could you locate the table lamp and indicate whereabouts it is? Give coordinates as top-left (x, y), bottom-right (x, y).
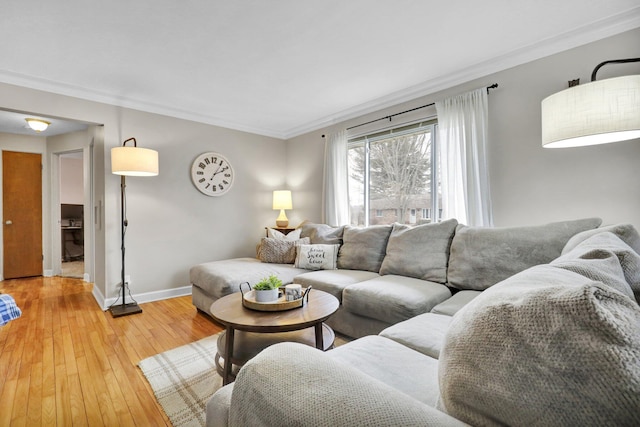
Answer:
top-left (273, 190), bottom-right (292, 227)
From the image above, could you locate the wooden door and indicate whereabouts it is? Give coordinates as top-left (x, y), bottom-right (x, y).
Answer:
top-left (3, 151), bottom-right (43, 279)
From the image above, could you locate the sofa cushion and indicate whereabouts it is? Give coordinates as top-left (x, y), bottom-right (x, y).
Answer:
top-left (438, 264), bottom-right (640, 426)
top-left (342, 275), bottom-right (452, 324)
top-left (447, 217), bottom-right (602, 290)
top-left (552, 232), bottom-right (640, 302)
top-left (328, 335), bottom-right (441, 406)
top-left (379, 313), bottom-right (453, 359)
top-left (338, 225), bottom-right (393, 272)
top-left (562, 223), bottom-right (640, 255)
top-left (430, 290), bottom-right (481, 316)
top-left (379, 219), bottom-right (458, 283)
top-left (257, 237), bottom-right (310, 264)
top-left (228, 342), bottom-right (467, 427)
top-left (294, 244), bottom-right (339, 270)
top-left (299, 222), bottom-right (344, 245)
top-left (190, 257), bottom-right (309, 299)
top-left (293, 269), bottom-right (379, 302)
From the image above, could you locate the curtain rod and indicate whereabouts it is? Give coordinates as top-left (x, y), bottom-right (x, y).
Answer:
top-left (340, 83), bottom-right (498, 133)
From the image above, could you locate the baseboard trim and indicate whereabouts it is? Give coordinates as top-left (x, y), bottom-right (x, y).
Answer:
top-left (92, 285), bottom-right (107, 310)
top-left (43, 269), bottom-right (54, 277)
top-left (102, 285), bottom-right (193, 310)
top-left (83, 273), bottom-right (91, 282)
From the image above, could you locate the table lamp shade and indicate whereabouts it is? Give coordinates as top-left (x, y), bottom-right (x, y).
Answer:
top-left (273, 190), bottom-right (292, 227)
top-left (541, 75), bottom-right (640, 148)
top-left (273, 190), bottom-right (293, 210)
top-left (111, 146), bottom-right (159, 176)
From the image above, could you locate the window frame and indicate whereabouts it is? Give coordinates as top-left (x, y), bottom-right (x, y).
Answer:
top-left (348, 119), bottom-right (440, 226)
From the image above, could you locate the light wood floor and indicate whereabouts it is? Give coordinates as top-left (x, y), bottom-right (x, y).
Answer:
top-left (0, 276), bottom-right (223, 426)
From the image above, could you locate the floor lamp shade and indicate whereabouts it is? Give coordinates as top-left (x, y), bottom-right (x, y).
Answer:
top-left (541, 75), bottom-right (640, 148)
top-left (111, 146), bottom-right (159, 176)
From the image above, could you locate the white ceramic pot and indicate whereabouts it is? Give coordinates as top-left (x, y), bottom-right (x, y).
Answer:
top-left (254, 289), bottom-right (279, 302)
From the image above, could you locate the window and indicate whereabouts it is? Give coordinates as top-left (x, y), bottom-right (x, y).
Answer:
top-left (422, 208), bottom-right (430, 219)
top-left (348, 121), bottom-right (440, 226)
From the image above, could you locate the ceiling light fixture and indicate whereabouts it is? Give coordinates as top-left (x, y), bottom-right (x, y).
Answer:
top-left (25, 118), bottom-right (51, 132)
top-left (541, 58), bottom-right (640, 148)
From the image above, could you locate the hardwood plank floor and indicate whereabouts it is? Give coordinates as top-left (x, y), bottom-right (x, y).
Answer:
top-left (0, 276), bottom-right (223, 426)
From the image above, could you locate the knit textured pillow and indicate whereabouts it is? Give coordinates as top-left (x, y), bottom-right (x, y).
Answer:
top-left (257, 237), bottom-right (310, 264)
top-left (438, 263), bottom-right (640, 426)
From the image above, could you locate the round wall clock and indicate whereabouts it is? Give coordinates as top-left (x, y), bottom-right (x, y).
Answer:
top-left (191, 152), bottom-right (235, 196)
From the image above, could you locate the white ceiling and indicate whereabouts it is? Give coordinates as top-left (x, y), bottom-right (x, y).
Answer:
top-left (0, 1), bottom-right (639, 139)
top-left (0, 110), bottom-right (88, 137)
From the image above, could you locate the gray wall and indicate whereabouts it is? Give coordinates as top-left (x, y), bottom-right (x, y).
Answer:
top-left (285, 27), bottom-right (640, 229)
top-left (0, 84), bottom-right (288, 305)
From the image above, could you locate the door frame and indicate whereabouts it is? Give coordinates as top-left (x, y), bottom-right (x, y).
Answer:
top-left (51, 141), bottom-right (95, 281)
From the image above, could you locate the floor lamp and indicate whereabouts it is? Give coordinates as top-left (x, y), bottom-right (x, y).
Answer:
top-left (541, 57), bottom-right (640, 148)
top-left (109, 137), bottom-right (159, 317)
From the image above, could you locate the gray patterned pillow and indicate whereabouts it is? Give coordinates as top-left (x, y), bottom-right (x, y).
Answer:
top-left (257, 237), bottom-right (310, 264)
top-left (338, 225), bottom-right (392, 272)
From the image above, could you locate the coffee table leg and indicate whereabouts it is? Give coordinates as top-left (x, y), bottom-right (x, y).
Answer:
top-left (223, 326), bottom-right (235, 385)
top-left (314, 323), bottom-right (324, 350)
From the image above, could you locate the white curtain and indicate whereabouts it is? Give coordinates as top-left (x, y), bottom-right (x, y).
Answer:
top-left (436, 88), bottom-right (493, 226)
top-left (322, 130), bottom-right (349, 226)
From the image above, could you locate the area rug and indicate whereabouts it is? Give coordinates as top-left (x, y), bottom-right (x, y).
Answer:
top-left (139, 332), bottom-right (351, 426)
top-left (138, 334), bottom-right (222, 427)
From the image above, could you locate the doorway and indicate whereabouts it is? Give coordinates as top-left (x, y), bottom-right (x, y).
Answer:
top-left (59, 151), bottom-right (84, 278)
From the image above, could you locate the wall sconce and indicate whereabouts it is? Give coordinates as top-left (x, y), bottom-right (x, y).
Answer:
top-left (541, 57), bottom-right (640, 148)
top-left (273, 190), bottom-right (293, 228)
top-left (109, 137), bottom-right (159, 317)
top-left (25, 118), bottom-right (50, 132)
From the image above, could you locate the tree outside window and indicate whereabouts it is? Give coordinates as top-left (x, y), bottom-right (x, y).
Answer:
top-left (348, 122), bottom-right (440, 226)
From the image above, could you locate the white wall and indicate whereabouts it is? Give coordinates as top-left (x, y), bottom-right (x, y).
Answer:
top-left (286, 27), bottom-right (640, 229)
top-left (59, 156), bottom-right (83, 204)
top-left (0, 85), bottom-right (288, 306)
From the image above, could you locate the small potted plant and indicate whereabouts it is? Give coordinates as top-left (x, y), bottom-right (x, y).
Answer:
top-left (253, 275), bottom-right (282, 302)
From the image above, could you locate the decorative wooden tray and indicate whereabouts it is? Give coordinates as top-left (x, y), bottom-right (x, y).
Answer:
top-left (239, 283), bottom-right (311, 312)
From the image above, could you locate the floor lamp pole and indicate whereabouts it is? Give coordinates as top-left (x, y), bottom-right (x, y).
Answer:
top-left (109, 175), bottom-right (142, 317)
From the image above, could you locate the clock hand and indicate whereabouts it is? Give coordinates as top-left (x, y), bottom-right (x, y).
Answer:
top-left (209, 164), bottom-right (222, 180)
top-left (211, 166), bottom-right (229, 178)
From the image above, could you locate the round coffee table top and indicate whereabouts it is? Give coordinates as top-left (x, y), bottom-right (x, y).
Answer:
top-left (210, 288), bottom-right (339, 333)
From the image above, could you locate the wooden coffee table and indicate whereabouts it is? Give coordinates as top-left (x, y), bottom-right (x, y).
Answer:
top-left (210, 289), bottom-right (339, 385)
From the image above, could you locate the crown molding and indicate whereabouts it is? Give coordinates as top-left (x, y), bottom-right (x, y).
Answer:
top-left (281, 8), bottom-right (640, 139)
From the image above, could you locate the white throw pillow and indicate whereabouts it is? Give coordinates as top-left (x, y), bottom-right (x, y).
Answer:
top-left (267, 228), bottom-right (302, 240)
top-left (294, 244), bottom-right (339, 270)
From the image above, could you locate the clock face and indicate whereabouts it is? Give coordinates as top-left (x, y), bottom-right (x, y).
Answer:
top-left (191, 152), bottom-right (235, 196)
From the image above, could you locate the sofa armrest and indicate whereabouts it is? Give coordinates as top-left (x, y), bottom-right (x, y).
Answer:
top-left (206, 383), bottom-right (233, 427)
top-left (228, 342), bottom-right (467, 427)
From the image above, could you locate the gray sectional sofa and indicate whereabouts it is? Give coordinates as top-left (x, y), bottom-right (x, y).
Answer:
top-left (191, 217), bottom-right (603, 338)
top-left (203, 222), bottom-right (640, 426)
